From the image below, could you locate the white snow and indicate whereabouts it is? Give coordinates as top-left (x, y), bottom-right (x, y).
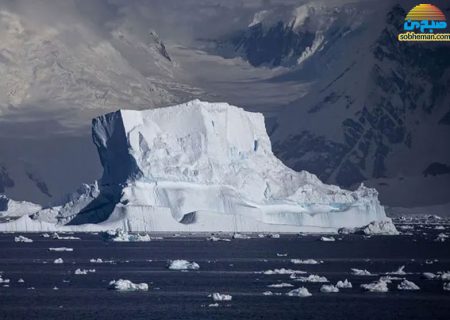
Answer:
top-left (14, 235), bottom-right (33, 243)
top-left (211, 293), bottom-right (232, 301)
top-left (320, 236), bottom-right (335, 242)
top-left (168, 260), bottom-right (200, 270)
top-left (53, 258), bottom-right (64, 264)
top-left (295, 274), bottom-right (328, 283)
top-left (0, 100), bottom-right (391, 233)
top-left (291, 259), bottom-right (322, 265)
top-left (336, 279), bottom-right (352, 288)
top-left (108, 279), bottom-right (148, 291)
top-left (361, 279), bottom-right (389, 292)
top-left (268, 283), bottom-right (294, 288)
top-left (351, 268), bottom-right (373, 276)
top-left (397, 280), bottom-right (420, 291)
top-left (286, 287), bottom-right (312, 297)
top-left (49, 247), bottom-right (73, 252)
top-left (74, 268), bottom-right (96, 275)
top-left (320, 284), bottom-right (339, 293)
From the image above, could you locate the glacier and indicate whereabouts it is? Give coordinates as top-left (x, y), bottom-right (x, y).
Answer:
top-left (0, 100), bottom-right (395, 233)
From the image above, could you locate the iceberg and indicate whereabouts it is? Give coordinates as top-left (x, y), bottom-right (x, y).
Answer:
top-left (211, 293), bottom-right (232, 301)
top-left (286, 287), bottom-right (312, 297)
top-left (108, 279), bottom-right (148, 291)
top-left (361, 279), bottom-right (389, 292)
top-left (168, 260), bottom-right (200, 270)
top-left (320, 284), bottom-right (339, 293)
top-left (336, 279), bottom-right (352, 288)
top-left (0, 100), bottom-right (394, 233)
top-left (397, 280), bottom-right (420, 291)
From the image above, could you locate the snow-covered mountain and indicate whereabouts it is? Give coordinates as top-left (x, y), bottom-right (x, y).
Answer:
top-left (0, 8), bottom-right (197, 204)
top-left (211, 2), bottom-right (450, 207)
top-left (0, 100), bottom-right (393, 233)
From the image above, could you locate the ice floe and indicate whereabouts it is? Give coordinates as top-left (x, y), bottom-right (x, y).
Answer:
top-left (291, 259), bottom-right (322, 265)
top-left (351, 268), bottom-right (373, 276)
top-left (74, 268), bottom-right (96, 275)
top-left (106, 229), bottom-right (152, 242)
top-left (267, 283), bottom-right (294, 288)
top-left (435, 233), bottom-right (448, 242)
top-left (211, 293), bottom-right (232, 301)
top-left (53, 258), bottom-right (64, 264)
top-left (320, 236), bottom-right (335, 242)
top-left (14, 235), bottom-right (33, 243)
top-left (361, 279), bottom-right (389, 292)
top-left (336, 279), bottom-right (352, 288)
top-left (168, 260), bottom-right (200, 270)
top-left (397, 279), bottom-right (420, 290)
top-left (263, 268), bottom-right (306, 275)
top-left (286, 287), bottom-right (312, 297)
top-left (443, 283), bottom-right (450, 291)
top-left (422, 272), bottom-right (437, 280)
top-left (320, 284), bottom-right (339, 293)
top-left (0, 275), bottom-right (10, 284)
top-left (108, 279), bottom-right (148, 291)
top-left (52, 233), bottom-right (80, 240)
top-left (387, 265), bottom-right (407, 275)
top-left (49, 247), bottom-right (73, 252)
top-left (207, 236), bottom-right (230, 242)
top-left (294, 274), bottom-right (328, 283)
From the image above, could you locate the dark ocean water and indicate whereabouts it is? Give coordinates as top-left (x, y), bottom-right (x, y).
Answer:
top-left (0, 224), bottom-right (449, 320)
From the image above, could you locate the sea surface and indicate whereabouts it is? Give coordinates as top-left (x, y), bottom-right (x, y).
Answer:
top-left (0, 222), bottom-right (449, 320)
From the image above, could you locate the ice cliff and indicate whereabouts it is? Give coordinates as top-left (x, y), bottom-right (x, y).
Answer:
top-left (0, 100), bottom-right (394, 233)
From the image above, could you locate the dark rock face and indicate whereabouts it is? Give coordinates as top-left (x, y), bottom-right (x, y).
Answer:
top-left (0, 166), bottom-right (14, 193)
top-left (229, 22), bottom-right (315, 67)
top-left (272, 4), bottom-right (450, 191)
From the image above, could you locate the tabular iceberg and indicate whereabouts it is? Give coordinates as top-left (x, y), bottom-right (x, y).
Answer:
top-left (0, 100), bottom-right (395, 233)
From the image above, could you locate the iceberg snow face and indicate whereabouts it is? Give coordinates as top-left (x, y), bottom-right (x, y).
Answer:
top-left (0, 100), bottom-right (393, 233)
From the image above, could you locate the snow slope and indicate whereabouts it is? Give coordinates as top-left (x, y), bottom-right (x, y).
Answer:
top-left (0, 100), bottom-right (393, 233)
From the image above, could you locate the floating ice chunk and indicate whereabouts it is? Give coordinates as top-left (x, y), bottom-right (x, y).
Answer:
top-left (212, 293), bottom-right (232, 301)
top-left (320, 284), bottom-right (339, 293)
top-left (53, 286), bottom-right (59, 290)
top-left (263, 268), bottom-right (306, 275)
top-left (53, 258), bottom-right (64, 264)
top-left (379, 276), bottom-right (404, 283)
top-left (351, 268), bottom-right (373, 276)
top-left (276, 253), bottom-right (288, 257)
top-left (286, 287), bottom-right (312, 297)
top-left (435, 226), bottom-right (445, 230)
top-left (268, 283), bottom-right (294, 288)
top-left (17, 278), bottom-right (25, 283)
top-left (422, 272), bottom-right (437, 280)
top-left (435, 233), bottom-right (448, 242)
top-left (207, 236), bottom-right (230, 242)
top-left (443, 283), bottom-right (450, 291)
top-left (90, 258), bottom-right (103, 263)
top-left (269, 234), bottom-right (280, 238)
top-left (361, 279), bottom-right (389, 292)
top-left (0, 276), bottom-right (10, 284)
top-left (108, 279), bottom-right (148, 291)
top-left (208, 303), bottom-right (219, 307)
top-left (387, 265), bottom-right (407, 275)
top-left (398, 225), bottom-right (414, 231)
top-left (262, 291), bottom-right (274, 296)
top-left (320, 236), bottom-right (335, 242)
top-left (397, 280), bottom-right (420, 290)
top-left (14, 235), bottom-right (33, 243)
top-left (52, 233), bottom-right (80, 240)
top-left (440, 271), bottom-right (450, 281)
top-left (295, 274), bottom-right (328, 283)
top-left (291, 259), bottom-right (322, 265)
top-left (42, 233), bottom-right (50, 238)
top-left (232, 233), bottom-right (251, 239)
top-left (49, 247), bottom-right (73, 252)
top-left (362, 220), bottom-right (399, 235)
top-left (336, 279), bottom-right (352, 288)
top-left (168, 260), bottom-right (200, 270)
top-left (106, 229), bottom-right (152, 242)
top-left (74, 268), bottom-right (96, 275)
